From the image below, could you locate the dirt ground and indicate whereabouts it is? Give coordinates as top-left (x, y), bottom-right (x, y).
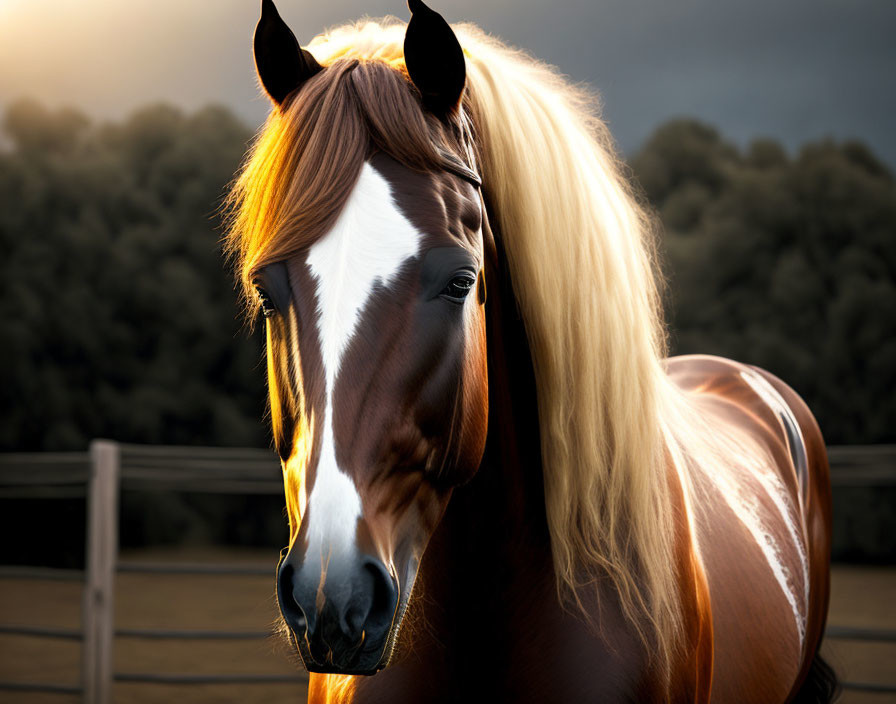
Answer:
top-left (0, 548), bottom-right (892, 703)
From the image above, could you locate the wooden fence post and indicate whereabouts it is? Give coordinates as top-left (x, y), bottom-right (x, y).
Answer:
top-left (83, 440), bottom-right (120, 704)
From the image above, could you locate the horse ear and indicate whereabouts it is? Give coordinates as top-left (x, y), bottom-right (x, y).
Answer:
top-left (254, 0), bottom-right (322, 107)
top-left (404, 0), bottom-right (466, 117)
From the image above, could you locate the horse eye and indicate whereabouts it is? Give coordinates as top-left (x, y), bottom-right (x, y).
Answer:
top-left (440, 274), bottom-right (476, 303)
top-left (255, 287), bottom-right (277, 317)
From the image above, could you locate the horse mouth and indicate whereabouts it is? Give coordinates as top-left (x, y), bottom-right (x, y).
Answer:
top-left (303, 638), bottom-right (389, 676)
top-left (304, 661), bottom-right (383, 676)
top-left (279, 614), bottom-right (392, 676)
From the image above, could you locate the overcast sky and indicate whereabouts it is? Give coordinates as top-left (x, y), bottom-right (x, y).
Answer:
top-left (1, 0), bottom-right (894, 165)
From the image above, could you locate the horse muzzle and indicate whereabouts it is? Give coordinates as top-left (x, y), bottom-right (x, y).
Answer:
top-left (277, 550), bottom-right (399, 675)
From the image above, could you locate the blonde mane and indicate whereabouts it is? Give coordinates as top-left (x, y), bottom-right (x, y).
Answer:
top-left (226, 19), bottom-right (695, 678)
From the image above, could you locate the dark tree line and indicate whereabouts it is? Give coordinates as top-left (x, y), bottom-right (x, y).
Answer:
top-left (631, 120), bottom-right (896, 444)
top-left (1, 102), bottom-right (893, 450)
top-left (0, 99), bottom-right (266, 451)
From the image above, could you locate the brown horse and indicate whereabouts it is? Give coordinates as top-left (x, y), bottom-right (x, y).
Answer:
top-left (225, 2), bottom-right (838, 702)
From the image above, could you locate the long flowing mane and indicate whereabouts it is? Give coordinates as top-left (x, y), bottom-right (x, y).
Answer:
top-left (225, 19), bottom-right (697, 676)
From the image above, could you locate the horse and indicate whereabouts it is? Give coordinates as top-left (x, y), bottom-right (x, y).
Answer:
top-left (225, 1), bottom-right (838, 701)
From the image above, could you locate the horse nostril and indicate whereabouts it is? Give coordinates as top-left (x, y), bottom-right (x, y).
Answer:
top-left (277, 562), bottom-right (310, 637)
top-left (361, 558), bottom-right (398, 634)
top-left (334, 558), bottom-right (397, 644)
top-left (342, 603), bottom-right (367, 642)
top-left (337, 564), bottom-right (375, 642)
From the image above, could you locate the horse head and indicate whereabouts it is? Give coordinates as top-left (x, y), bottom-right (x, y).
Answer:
top-left (249, 0), bottom-right (490, 675)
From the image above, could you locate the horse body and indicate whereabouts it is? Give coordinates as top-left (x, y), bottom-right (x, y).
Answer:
top-left (227, 3), bottom-right (835, 701)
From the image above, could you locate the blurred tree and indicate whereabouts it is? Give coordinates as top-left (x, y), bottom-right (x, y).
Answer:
top-left (0, 100), bottom-right (267, 450)
top-left (633, 121), bottom-right (896, 444)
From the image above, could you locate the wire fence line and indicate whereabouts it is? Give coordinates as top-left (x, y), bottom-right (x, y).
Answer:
top-left (0, 441), bottom-right (894, 700)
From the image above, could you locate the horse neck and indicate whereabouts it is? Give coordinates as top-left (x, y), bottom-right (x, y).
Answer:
top-left (455, 214), bottom-right (548, 537)
top-left (398, 230), bottom-right (705, 699)
top-left (476, 236), bottom-right (549, 540)
top-left (410, 224), bottom-right (555, 633)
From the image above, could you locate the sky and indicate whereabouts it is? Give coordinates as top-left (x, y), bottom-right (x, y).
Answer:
top-left (1, 0), bottom-right (894, 165)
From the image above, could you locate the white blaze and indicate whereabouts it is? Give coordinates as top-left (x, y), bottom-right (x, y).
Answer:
top-left (304, 162), bottom-right (422, 561)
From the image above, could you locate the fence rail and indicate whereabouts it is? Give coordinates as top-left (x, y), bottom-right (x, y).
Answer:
top-left (827, 445), bottom-right (896, 486)
top-left (114, 672), bottom-right (307, 685)
top-left (825, 625), bottom-right (896, 643)
top-left (0, 681), bottom-right (83, 695)
top-left (1, 442), bottom-right (894, 700)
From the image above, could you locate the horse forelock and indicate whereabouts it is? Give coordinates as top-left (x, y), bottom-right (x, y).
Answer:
top-left (225, 52), bottom-right (470, 314)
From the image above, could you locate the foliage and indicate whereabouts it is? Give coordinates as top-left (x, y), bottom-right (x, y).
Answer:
top-left (1, 104), bottom-right (893, 450)
top-left (632, 120), bottom-right (896, 444)
top-left (0, 99), bottom-right (267, 450)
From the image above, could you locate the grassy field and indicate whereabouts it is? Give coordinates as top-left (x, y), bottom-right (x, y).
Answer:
top-left (0, 548), bottom-right (893, 703)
